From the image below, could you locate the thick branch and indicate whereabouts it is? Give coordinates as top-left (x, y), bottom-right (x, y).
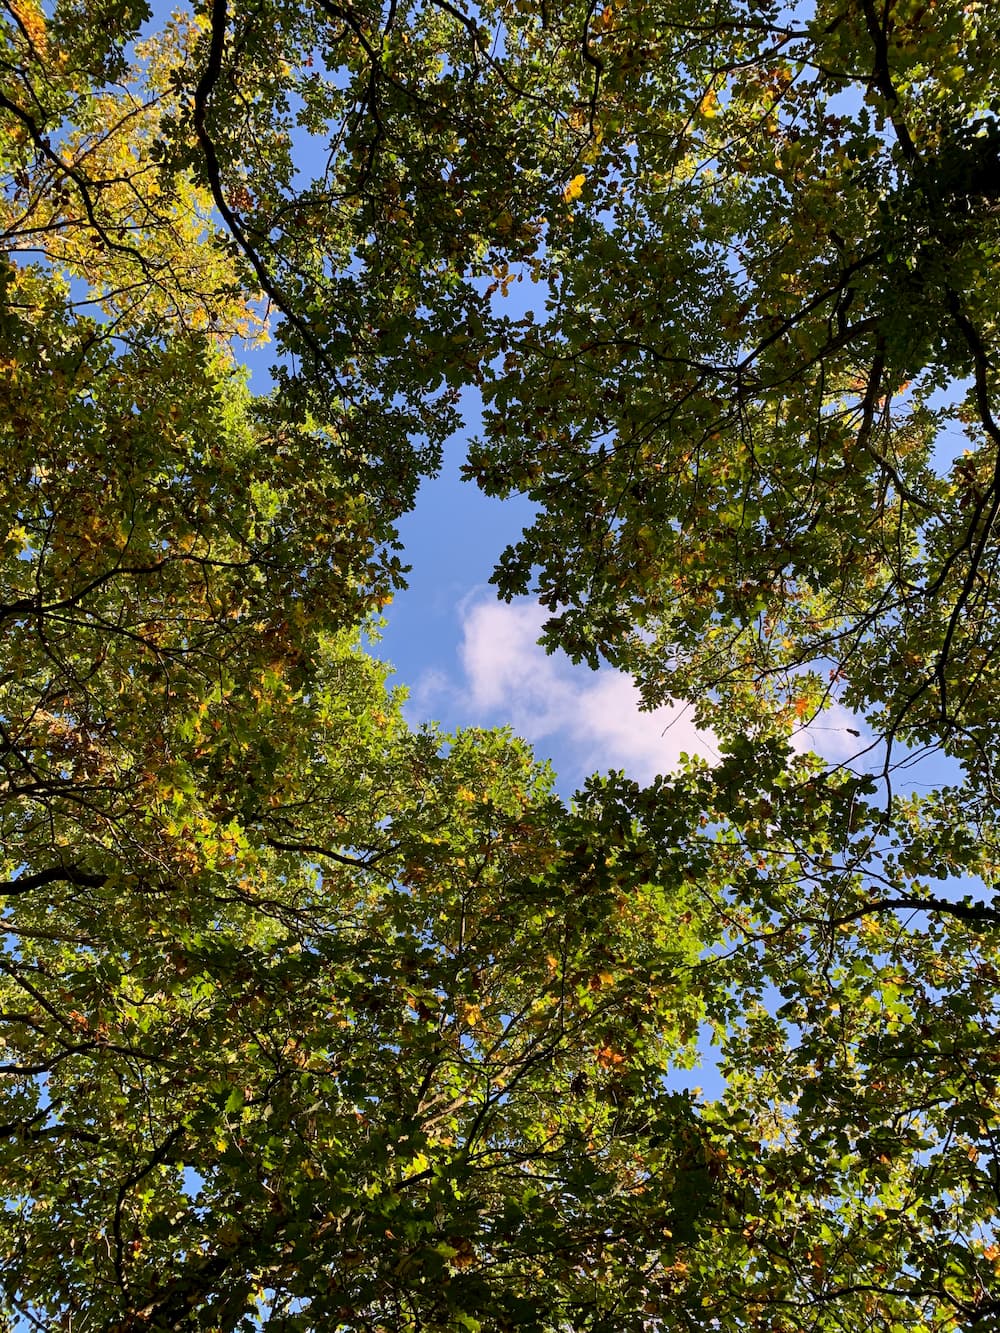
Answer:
top-left (0, 865), bottom-right (107, 897)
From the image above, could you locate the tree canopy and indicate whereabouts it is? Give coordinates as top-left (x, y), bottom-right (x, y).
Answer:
top-left (2, 0), bottom-right (1000, 1329)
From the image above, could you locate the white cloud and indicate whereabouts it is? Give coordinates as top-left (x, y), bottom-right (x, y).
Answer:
top-left (407, 595), bottom-right (882, 788)
top-left (416, 597), bottom-right (717, 785)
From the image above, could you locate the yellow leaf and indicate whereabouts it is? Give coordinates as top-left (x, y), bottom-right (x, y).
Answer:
top-left (10, 0), bottom-right (47, 51)
top-left (563, 173), bottom-right (587, 203)
top-left (405, 1151), bottom-right (430, 1177)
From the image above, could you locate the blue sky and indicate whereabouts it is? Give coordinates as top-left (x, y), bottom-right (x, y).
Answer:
top-left (372, 428), bottom-right (723, 794)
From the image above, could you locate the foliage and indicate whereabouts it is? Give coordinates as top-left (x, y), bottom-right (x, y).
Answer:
top-left (0, 644), bottom-right (714, 1330)
top-left (465, 0), bottom-right (1000, 778)
top-left (2, 0), bottom-right (1000, 1330)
